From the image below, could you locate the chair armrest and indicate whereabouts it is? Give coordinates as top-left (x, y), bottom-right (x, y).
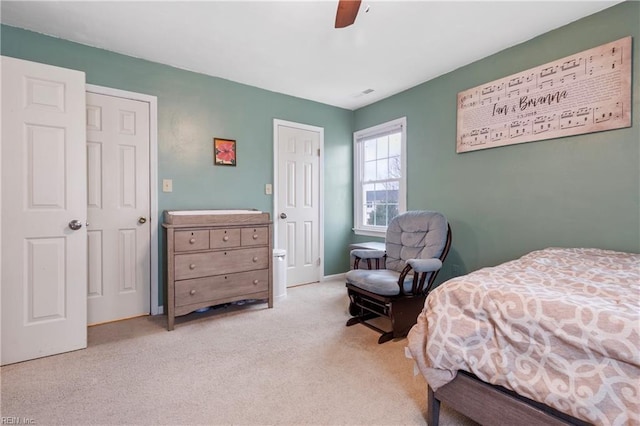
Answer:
top-left (406, 258), bottom-right (442, 273)
top-left (350, 249), bottom-right (386, 259)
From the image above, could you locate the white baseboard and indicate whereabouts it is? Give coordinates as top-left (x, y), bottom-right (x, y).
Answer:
top-left (323, 273), bottom-right (346, 281)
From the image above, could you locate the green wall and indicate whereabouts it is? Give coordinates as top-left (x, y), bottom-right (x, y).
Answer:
top-left (354, 1), bottom-right (640, 281)
top-left (0, 25), bottom-right (354, 305)
top-left (2, 1), bottom-right (638, 299)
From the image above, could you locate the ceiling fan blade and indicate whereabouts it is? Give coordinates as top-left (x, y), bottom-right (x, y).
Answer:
top-left (335, 0), bottom-right (362, 28)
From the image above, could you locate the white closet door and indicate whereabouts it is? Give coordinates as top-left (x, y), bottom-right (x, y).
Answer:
top-left (275, 121), bottom-right (322, 286)
top-left (86, 92), bottom-right (150, 325)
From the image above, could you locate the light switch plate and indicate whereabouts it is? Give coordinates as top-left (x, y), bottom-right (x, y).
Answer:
top-left (265, 184), bottom-right (272, 195)
top-left (163, 179), bottom-right (173, 192)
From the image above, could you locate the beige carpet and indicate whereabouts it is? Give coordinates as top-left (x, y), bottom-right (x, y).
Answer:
top-left (1, 278), bottom-right (476, 425)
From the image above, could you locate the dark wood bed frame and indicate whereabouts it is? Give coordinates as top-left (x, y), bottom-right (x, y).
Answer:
top-left (428, 371), bottom-right (592, 426)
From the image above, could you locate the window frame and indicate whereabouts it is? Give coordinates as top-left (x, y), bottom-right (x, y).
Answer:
top-left (353, 117), bottom-right (407, 237)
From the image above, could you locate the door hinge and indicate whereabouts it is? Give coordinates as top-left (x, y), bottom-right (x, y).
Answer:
top-left (317, 148), bottom-right (320, 157)
top-left (317, 258), bottom-right (321, 266)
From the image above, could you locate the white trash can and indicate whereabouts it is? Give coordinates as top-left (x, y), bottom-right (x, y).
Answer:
top-left (273, 249), bottom-right (287, 302)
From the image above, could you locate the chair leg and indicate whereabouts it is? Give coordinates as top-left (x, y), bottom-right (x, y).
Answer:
top-left (348, 300), bottom-right (360, 316)
top-left (377, 331), bottom-right (394, 344)
top-left (346, 288), bottom-right (394, 343)
top-left (346, 311), bottom-right (378, 327)
top-left (346, 317), bottom-right (360, 327)
top-left (389, 296), bottom-right (427, 339)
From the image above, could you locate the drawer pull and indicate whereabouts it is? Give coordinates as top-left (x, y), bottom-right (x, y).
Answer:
top-left (190, 289), bottom-right (196, 295)
top-left (252, 234), bottom-right (258, 240)
top-left (223, 236), bottom-right (229, 242)
top-left (253, 279), bottom-right (259, 285)
top-left (253, 256), bottom-right (258, 262)
top-left (189, 238), bottom-right (196, 244)
top-left (189, 264), bottom-right (196, 270)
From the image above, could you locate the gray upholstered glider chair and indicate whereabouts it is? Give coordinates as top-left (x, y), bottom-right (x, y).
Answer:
top-left (345, 211), bottom-right (451, 344)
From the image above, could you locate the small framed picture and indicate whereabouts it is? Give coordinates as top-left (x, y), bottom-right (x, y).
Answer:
top-left (213, 138), bottom-right (236, 166)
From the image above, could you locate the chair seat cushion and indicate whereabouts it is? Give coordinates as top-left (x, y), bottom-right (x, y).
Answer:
top-left (345, 269), bottom-right (413, 296)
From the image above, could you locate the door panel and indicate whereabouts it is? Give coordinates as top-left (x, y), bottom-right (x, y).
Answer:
top-left (276, 123), bottom-right (321, 286)
top-left (1, 56), bottom-right (87, 365)
top-left (87, 93), bottom-right (151, 324)
top-left (86, 92), bottom-right (150, 325)
top-left (27, 238), bottom-right (66, 321)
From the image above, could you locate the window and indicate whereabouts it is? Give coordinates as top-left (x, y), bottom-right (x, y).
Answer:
top-left (353, 117), bottom-right (406, 237)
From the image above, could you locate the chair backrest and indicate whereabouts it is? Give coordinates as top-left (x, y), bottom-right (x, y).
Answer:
top-left (385, 211), bottom-right (449, 273)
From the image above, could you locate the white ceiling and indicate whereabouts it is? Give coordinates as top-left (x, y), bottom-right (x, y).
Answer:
top-left (0, 1), bottom-right (622, 110)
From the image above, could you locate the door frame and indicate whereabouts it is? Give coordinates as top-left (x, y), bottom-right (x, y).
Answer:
top-left (86, 84), bottom-right (160, 315)
top-left (272, 119), bottom-right (325, 282)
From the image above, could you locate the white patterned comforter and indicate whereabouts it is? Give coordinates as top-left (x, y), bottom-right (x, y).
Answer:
top-left (407, 248), bottom-right (640, 425)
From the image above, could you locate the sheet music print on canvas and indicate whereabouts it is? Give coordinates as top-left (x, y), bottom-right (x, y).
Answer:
top-left (456, 37), bottom-right (632, 153)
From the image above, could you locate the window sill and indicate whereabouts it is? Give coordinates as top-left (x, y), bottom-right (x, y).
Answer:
top-left (353, 228), bottom-right (386, 238)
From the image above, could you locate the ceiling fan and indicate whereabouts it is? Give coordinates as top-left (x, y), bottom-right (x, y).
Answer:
top-left (334, 0), bottom-right (362, 28)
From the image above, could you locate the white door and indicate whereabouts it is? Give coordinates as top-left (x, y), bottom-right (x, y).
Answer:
top-left (1, 56), bottom-right (87, 365)
top-left (86, 92), bottom-right (150, 325)
top-left (274, 120), bottom-right (323, 286)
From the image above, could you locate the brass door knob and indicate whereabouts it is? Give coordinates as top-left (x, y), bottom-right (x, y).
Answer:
top-left (138, 216), bottom-right (147, 224)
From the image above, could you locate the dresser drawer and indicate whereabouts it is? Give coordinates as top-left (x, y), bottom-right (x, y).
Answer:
top-left (174, 269), bottom-right (269, 307)
top-left (174, 230), bottom-right (209, 252)
top-left (241, 226), bottom-right (269, 246)
top-left (175, 247), bottom-right (270, 280)
top-left (210, 228), bottom-right (241, 249)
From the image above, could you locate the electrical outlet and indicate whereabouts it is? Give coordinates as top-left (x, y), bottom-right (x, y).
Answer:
top-left (162, 179), bottom-right (173, 192)
top-left (265, 184), bottom-right (272, 195)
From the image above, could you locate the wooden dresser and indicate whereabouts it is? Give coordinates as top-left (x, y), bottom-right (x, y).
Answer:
top-left (163, 210), bottom-right (273, 330)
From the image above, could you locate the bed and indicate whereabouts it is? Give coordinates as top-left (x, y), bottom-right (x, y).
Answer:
top-left (406, 247), bottom-right (640, 426)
